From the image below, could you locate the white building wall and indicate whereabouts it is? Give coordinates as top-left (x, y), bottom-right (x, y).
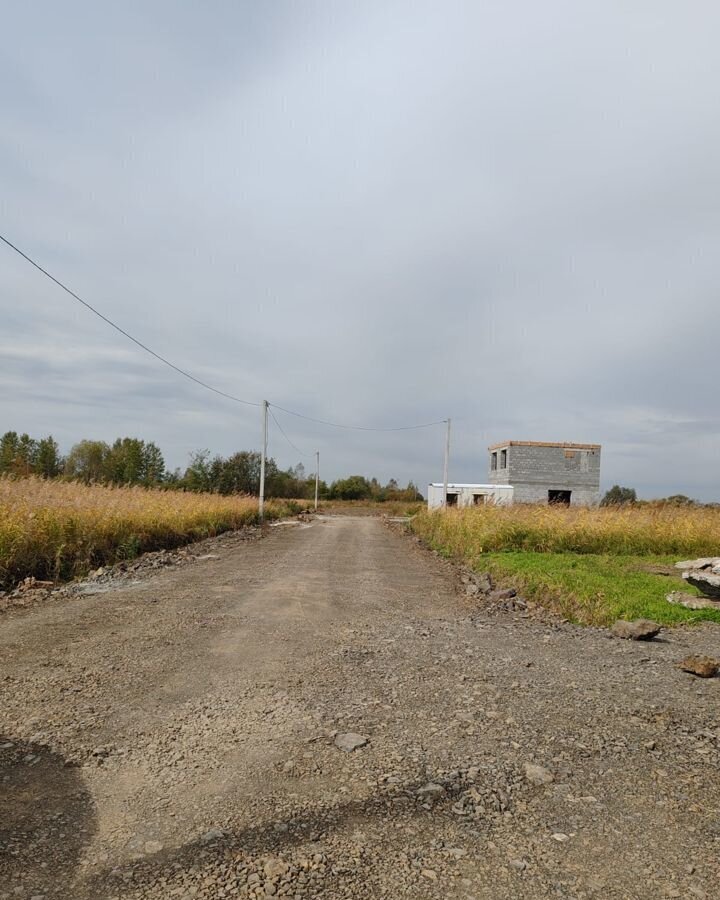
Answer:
top-left (427, 484), bottom-right (514, 509)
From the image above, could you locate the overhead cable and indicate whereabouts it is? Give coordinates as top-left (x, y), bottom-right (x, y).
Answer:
top-left (268, 406), bottom-right (312, 459)
top-left (269, 403), bottom-right (447, 432)
top-left (0, 233), bottom-right (260, 408)
top-left (1, 232), bottom-right (449, 431)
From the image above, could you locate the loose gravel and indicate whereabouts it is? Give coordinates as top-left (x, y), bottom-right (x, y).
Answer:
top-left (1, 516), bottom-right (719, 899)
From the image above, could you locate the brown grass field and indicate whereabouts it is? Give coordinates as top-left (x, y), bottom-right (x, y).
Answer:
top-left (0, 476), bottom-right (307, 590)
top-left (411, 503), bottom-right (720, 557)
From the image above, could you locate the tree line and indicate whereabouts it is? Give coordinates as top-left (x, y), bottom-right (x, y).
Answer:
top-left (0, 431), bottom-right (422, 501)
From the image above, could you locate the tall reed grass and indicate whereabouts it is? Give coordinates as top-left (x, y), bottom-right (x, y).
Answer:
top-left (411, 504), bottom-right (720, 560)
top-left (0, 476), bottom-right (307, 589)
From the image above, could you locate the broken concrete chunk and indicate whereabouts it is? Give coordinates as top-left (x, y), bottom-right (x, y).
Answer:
top-left (678, 655), bottom-right (720, 678)
top-left (683, 570), bottom-right (720, 599)
top-left (489, 588), bottom-right (517, 601)
top-left (611, 619), bottom-right (661, 641)
top-left (334, 732), bottom-right (369, 752)
top-left (666, 591), bottom-right (720, 611)
top-left (674, 558), bottom-right (719, 571)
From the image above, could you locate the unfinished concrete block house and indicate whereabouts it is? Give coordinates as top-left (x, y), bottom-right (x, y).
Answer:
top-left (488, 441), bottom-right (601, 505)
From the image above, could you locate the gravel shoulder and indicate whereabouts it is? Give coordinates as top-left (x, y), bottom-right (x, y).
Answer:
top-left (1, 516), bottom-right (719, 900)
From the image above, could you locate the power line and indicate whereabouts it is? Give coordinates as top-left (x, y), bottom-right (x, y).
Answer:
top-left (2, 232), bottom-right (450, 432)
top-left (268, 406), bottom-right (312, 459)
top-left (0, 233), bottom-right (260, 408)
top-left (269, 402), bottom-right (447, 432)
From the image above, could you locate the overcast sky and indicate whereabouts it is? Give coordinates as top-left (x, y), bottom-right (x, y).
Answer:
top-left (1, 1), bottom-right (718, 499)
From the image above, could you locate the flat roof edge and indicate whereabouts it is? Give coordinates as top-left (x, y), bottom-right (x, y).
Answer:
top-left (488, 440), bottom-right (601, 451)
top-left (428, 483), bottom-right (513, 489)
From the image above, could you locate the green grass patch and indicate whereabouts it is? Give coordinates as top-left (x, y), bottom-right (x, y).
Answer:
top-left (480, 552), bottom-right (720, 626)
top-left (410, 506), bottom-right (720, 627)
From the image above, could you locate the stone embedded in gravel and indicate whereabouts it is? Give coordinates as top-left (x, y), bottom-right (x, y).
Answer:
top-left (667, 591), bottom-right (720, 610)
top-left (611, 619), bottom-right (661, 641)
top-left (416, 782), bottom-right (446, 803)
top-left (523, 763), bottom-right (554, 786)
top-left (264, 858), bottom-right (289, 878)
top-left (143, 840), bottom-right (163, 854)
top-left (489, 588), bottom-right (517, 601)
top-left (679, 655), bottom-right (720, 678)
top-left (421, 869), bottom-right (438, 880)
top-left (199, 828), bottom-right (226, 844)
top-left (333, 732), bottom-right (369, 752)
top-left (552, 833), bottom-right (569, 842)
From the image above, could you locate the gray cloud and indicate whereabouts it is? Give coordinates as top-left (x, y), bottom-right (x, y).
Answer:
top-left (1, 1), bottom-right (718, 498)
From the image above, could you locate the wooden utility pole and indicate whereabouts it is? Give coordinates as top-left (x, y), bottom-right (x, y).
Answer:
top-left (314, 450), bottom-right (320, 512)
top-left (442, 417), bottom-right (451, 508)
top-left (259, 400), bottom-right (268, 522)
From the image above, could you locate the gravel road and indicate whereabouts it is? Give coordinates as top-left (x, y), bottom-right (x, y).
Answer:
top-left (1, 516), bottom-right (719, 900)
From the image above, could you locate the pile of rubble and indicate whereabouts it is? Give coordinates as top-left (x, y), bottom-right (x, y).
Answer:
top-left (0, 527), bottom-right (261, 613)
top-left (459, 568), bottom-right (529, 614)
top-left (667, 557), bottom-right (720, 610)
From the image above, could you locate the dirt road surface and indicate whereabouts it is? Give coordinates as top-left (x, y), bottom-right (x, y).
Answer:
top-left (1, 516), bottom-right (719, 899)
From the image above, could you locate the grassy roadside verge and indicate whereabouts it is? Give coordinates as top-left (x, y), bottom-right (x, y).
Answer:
top-left (410, 506), bottom-right (720, 626)
top-left (481, 552), bottom-right (720, 626)
top-left (0, 476), bottom-right (309, 590)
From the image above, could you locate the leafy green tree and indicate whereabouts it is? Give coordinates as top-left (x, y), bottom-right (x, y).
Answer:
top-left (106, 438), bottom-right (145, 484)
top-left (64, 440), bottom-right (110, 483)
top-left (0, 431), bottom-right (20, 474)
top-left (36, 436), bottom-right (62, 478)
top-left (142, 441), bottom-right (166, 485)
top-left (183, 449), bottom-right (213, 492)
top-left (601, 485), bottom-right (637, 506)
top-left (662, 494), bottom-right (696, 506)
top-left (329, 475), bottom-right (372, 500)
top-left (0, 433), bottom-right (39, 476)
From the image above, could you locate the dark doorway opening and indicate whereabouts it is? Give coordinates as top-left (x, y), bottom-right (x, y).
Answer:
top-left (473, 494), bottom-right (486, 506)
top-left (548, 490), bottom-right (572, 505)
top-left (446, 493), bottom-right (458, 507)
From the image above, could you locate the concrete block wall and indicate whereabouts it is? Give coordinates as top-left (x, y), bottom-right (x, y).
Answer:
top-left (510, 484), bottom-right (600, 505)
top-left (488, 443), bottom-right (601, 505)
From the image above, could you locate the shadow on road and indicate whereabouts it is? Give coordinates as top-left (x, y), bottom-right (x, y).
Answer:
top-left (84, 770), bottom-right (507, 896)
top-left (0, 735), bottom-right (97, 897)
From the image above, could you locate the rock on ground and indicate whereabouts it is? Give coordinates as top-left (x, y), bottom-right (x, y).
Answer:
top-left (611, 619), bottom-right (661, 640)
top-left (333, 732), bottom-right (370, 752)
top-left (678, 655), bottom-right (720, 678)
top-left (667, 591), bottom-right (720, 611)
top-left (523, 762), bottom-right (555, 786)
top-left (674, 557), bottom-right (720, 571)
top-left (683, 570), bottom-right (720, 599)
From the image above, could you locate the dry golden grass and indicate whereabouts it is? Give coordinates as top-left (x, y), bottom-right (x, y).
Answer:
top-left (412, 503), bottom-right (720, 558)
top-left (319, 499), bottom-right (424, 517)
top-left (0, 476), bottom-right (307, 589)
top-left (411, 504), bottom-right (720, 625)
